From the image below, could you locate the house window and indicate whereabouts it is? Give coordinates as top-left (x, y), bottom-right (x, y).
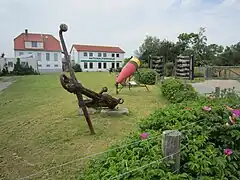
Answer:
top-left (116, 63), bottom-right (119, 68)
top-left (54, 53), bottom-right (58, 61)
top-left (111, 63), bottom-right (115, 69)
top-left (98, 62), bottom-right (102, 69)
top-left (54, 64), bottom-right (58, 67)
top-left (37, 53), bottom-right (41, 61)
top-left (46, 53), bottom-right (50, 61)
top-left (89, 52), bottom-right (93, 57)
top-left (83, 52), bottom-right (88, 56)
top-left (38, 64), bottom-right (42, 67)
top-left (103, 53), bottom-right (107, 57)
top-left (112, 53), bottom-right (115, 57)
top-left (116, 54), bottom-right (119, 58)
top-left (46, 64), bottom-right (50, 67)
top-left (32, 41), bottom-right (38, 47)
top-left (98, 53), bottom-right (102, 57)
top-left (84, 62), bottom-right (88, 69)
top-left (19, 52), bottom-right (24, 56)
top-left (103, 62), bottom-right (107, 69)
top-left (8, 62), bottom-right (13, 67)
top-left (89, 62), bottom-right (93, 69)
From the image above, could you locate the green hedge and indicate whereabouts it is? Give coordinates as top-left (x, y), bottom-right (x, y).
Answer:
top-left (80, 89), bottom-right (240, 179)
top-left (161, 78), bottom-right (198, 103)
top-left (79, 76), bottom-right (240, 180)
top-left (134, 68), bottom-right (156, 85)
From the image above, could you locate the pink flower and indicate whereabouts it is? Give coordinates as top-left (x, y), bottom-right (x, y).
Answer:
top-left (140, 132), bottom-right (149, 140)
top-left (203, 106), bottom-right (211, 111)
top-left (224, 148), bottom-right (233, 156)
top-left (185, 107), bottom-right (191, 110)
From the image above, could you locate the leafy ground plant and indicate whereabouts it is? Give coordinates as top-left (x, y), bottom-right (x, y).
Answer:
top-left (81, 83), bottom-right (240, 179)
top-left (134, 68), bottom-right (156, 85)
top-left (161, 78), bottom-right (198, 103)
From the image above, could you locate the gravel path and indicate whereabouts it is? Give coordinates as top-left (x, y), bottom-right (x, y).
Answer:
top-left (191, 80), bottom-right (240, 94)
top-left (0, 77), bottom-right (15, 93)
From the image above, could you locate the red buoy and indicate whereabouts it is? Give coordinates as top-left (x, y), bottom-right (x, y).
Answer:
top-left (116, 56), bottom-right (141, 84)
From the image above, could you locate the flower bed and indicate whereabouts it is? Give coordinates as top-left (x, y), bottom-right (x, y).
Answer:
top-left (80, 81), bottom-right (240, 179)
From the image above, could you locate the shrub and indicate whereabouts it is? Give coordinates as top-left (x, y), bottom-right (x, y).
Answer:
top-left (10, 58), bottom-right (39, 75)
top-left (80, 90), bottom-right (240, 179)
top-left (72, 64), bottom-right (82, 72)
top-left (194, 71), bottom-right (204, 78)
top-left (134, 68), bottom-right (156, 85)
top-left (140, 62), bottom-right (149, 68)
top-left (165, 62), bottom-right (174, 77)
top-left (161, 78), bottom-right (198, 103)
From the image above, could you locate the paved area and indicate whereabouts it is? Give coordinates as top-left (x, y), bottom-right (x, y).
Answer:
top-left (191, 80), bottom-right (240, 94)
top-left (0, 77), bottom-right (15, 93)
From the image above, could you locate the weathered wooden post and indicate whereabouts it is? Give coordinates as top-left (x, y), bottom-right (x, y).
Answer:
top-left (215, 86), bottom-right (220, 98)
top-left (162, 130), bottom-right (181, 173)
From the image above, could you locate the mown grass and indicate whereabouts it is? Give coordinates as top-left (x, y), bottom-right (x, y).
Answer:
top-left (0, 72), bottom-right (166, 180)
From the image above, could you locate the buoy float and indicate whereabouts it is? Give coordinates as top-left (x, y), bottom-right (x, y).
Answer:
top-left (116, 56), bottom-right (141, 84)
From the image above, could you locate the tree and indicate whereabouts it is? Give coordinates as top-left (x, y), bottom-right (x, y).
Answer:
top-left (136, 36), bottom-right (181, 64)
top-left (136, 27), bottom-right (240, 68)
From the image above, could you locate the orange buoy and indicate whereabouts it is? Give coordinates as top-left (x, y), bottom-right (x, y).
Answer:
top-left (116, 56), bottom-right (141, 84)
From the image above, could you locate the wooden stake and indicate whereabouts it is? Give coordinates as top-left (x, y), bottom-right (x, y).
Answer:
top-left (215, 86), bottom-right (220, 98)
top-left (162, 130), bottom-right (181, 173)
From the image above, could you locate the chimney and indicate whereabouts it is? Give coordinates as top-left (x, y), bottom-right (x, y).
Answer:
top-left (25, 29), bottom-right (28, 35)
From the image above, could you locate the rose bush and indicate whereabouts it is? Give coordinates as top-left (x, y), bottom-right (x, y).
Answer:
top-left (161, 78), bottom-right (198, 103)
top-left (80, 84), bottom-right (240, 179)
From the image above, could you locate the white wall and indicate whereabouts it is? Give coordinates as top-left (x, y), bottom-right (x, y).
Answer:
top-left (70, 48), bottom-right (125, 72)
top-left (14, 50), bottom-right (62, 73)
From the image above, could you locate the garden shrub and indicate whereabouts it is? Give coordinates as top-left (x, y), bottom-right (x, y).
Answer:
top-left (164, 62), bottom-right (174, 77)
top-left (194, 71), bottom-right (204, 78)
top-left (161, 78), bottom-right (198, 103)
top-left (80, 90), bottom-right (240, 179)
top-left (72, 64), bottom-right (82, 72)
top-left (1, 58), bottom-right (39, 76)
top-left (134, 68), bottom-right (156, 85)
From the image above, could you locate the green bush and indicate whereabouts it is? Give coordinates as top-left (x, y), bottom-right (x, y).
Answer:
top-left (80, 90), bottom-right (240, 179)
top-left (165, 62), bottom-right (174, 77)
top-left (134, 68), bottom-right (156, 85)
top-left (10, 58), bottom-right (39, 76)
top-left (161, 78), bottom-right (198, 103)
top-left (194, 71), bottom-right (204, 77)
top-left (72, 64), bottom-right (82, 72)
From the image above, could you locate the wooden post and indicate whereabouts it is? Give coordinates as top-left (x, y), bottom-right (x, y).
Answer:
top-left (162, 130), bottom-right (181, 173)
top-left (215, 86), bottom-right (220, 98)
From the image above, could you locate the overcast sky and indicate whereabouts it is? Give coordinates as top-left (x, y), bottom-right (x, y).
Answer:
top-left (0, 0), bottom-right (239, 57)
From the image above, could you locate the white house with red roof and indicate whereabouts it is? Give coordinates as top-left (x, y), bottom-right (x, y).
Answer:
top-left (14, 29), bottom-right (62, 72)
top-left (70, 44), bottom-right (125, 72)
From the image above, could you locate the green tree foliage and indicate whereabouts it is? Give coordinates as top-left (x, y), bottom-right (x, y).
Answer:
top-left (135, 27), bottom-right (240, 67)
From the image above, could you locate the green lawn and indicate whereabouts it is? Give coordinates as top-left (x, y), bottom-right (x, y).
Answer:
top-left (0, 72), bottom-right (166, 180)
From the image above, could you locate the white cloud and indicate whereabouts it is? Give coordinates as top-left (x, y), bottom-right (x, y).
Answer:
top-left (0, 0), bottom-right (239, 57)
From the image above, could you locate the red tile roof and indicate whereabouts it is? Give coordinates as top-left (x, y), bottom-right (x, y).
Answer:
top-left (14, 32), bottom-right (62, 51)
top-left (72, 44), bottom-right (125, 53)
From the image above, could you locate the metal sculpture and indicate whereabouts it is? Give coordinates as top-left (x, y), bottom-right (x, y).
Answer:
top-left (59, 24), bottom-right (124, 134)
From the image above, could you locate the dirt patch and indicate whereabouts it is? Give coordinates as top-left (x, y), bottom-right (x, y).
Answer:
top-left (191, 80), bottom-right (240, 94)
